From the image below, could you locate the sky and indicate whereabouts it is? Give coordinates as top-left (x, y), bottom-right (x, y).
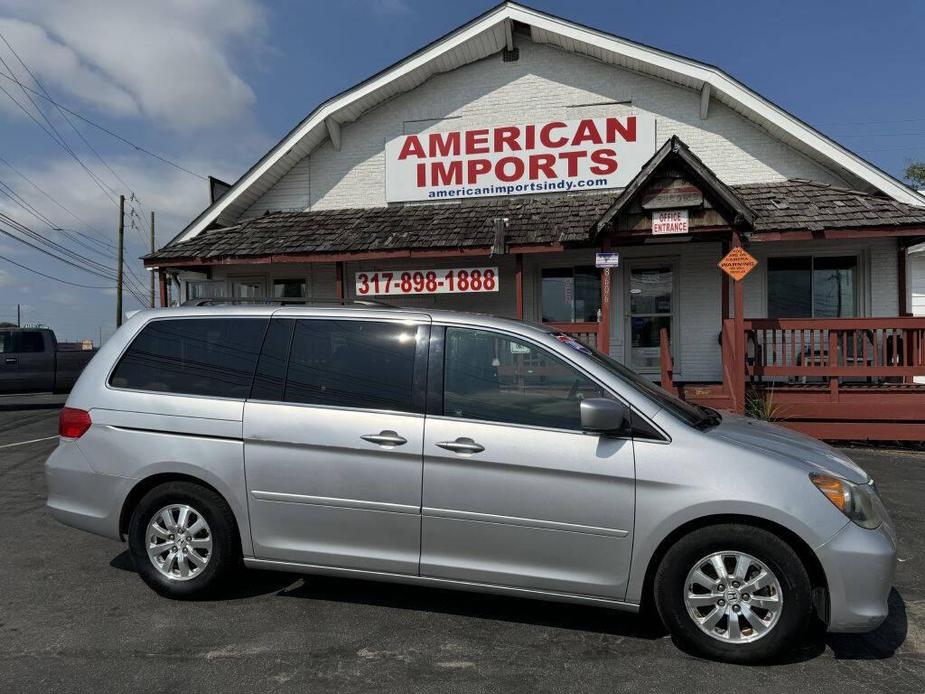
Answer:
top-left (0, 0), bottom-right (923, 342)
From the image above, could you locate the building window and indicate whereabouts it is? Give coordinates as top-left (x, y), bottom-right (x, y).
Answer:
top-left (767, 256), bottom-right (857, 318)
top-left (273, 279), bottom-right (307, 299)
top-left (231, 278), bottom-right (265, 298)
top-left (187, 280), bottom-right (227, 300)
top-left (541, 267), bottom-right (601, 322)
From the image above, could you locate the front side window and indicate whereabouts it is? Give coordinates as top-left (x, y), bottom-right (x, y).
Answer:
top-left (0, 332), bottom-right (12, 353)
top-left (767, 256), bottom-right (857, 318)
top-left (284, 320), bottom-right (419, 413)
top-left (541, 266), bottom-right (600, 322)
top-left (443, 328), bottom-right (607, 430)
top-left (109, 318), bottom-right (267, 398)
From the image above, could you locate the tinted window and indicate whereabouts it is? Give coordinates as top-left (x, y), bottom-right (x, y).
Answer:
top-left (251, 318), bottom-right (294, 401)
top-left (18, 331), bottom-right (44, 353)
top-left (541, 266), bottom-right (600, 322)
top-left (273, 279), bottom-right (306, 298)
top-left (767, 256), bottom-right (857, 318)
top-left (0, 332), bottom-right (13, 353)
top-left (110, 318), bottom-right (267, 398)
top-left (285, 320), bottom-right (419, 412)
top-left (444, 328), bottom-right (607, 430)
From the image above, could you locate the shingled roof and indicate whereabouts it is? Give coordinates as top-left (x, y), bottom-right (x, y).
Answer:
top-left (146, 193), bottom-right (615, 262)
top-left (735, 179), bottom-right (925, 232)
top-left (146, 180), bottom-right (925, 264)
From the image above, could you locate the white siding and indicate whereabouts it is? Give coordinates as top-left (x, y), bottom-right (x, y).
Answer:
top-left (740, 238), bottom-right (898, 318)
top-left (243, 39), bottom-right (849, 218)
top-left (198, 238), bottom-right (898, 384)
top-left (910, 253), bottom-right (925, 317)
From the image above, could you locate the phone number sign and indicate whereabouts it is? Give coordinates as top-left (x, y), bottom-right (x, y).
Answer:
top-left (355, 267), bottom-right (499, 296)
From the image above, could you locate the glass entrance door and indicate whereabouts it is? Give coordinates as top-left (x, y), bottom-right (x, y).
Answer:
top-left (626, 264), bottom-right (674, 373)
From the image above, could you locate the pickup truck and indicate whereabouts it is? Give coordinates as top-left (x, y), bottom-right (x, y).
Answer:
top-left (0, 328), bottom-right (97, 394)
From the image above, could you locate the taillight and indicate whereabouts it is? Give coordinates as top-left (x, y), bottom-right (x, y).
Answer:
top-left (59, 407), bottom-right (92, 439)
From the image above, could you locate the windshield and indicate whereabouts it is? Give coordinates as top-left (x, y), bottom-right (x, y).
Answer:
top-left (550, 332), bottom-right (716, 428)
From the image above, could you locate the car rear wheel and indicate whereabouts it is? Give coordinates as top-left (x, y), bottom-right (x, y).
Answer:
top-left (654, 524), bottom-right (813, 663)
top-left (128, 481), bottom-right (240, 599)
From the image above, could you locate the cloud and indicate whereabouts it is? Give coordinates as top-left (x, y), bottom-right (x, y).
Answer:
top-left (1, 152), bottom-right (227, 252)
top-left (0, 0), bottom-right (267, 131)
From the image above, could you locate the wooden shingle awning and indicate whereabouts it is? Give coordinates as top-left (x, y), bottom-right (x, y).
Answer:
top-left (146, 174), bottom-right (925, 267)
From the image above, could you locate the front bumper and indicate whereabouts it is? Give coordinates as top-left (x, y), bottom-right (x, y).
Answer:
top-left (816, 518), bottom-right (896, 633)
top-left (45, 440), bottom-right (129, 541)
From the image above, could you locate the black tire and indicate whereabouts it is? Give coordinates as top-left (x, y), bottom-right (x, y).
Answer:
top-left (128, 481), bottom-right (240, 599)
top-left (653, 524), bottom-right (813, 663)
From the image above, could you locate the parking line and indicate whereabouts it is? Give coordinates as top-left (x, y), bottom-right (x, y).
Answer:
top-left (0, 435), bottom-right (57, 449)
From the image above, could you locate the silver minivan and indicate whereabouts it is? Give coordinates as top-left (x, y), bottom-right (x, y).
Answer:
top-left (46, 305), bottom-right (896, 663)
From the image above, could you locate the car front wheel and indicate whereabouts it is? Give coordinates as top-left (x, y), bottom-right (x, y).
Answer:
top-left (654, 524), bottom-right (813, 663)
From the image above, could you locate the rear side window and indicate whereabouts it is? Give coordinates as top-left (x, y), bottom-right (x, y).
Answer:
top-left (284, 319), bottom-right (419, 412)
top-left (18, 331), bottom-right (44, 352)
top-left (110, 318), bottom-right (267, 398)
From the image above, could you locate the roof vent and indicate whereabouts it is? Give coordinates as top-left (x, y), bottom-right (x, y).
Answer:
top-left (770, 199), bottom-right (789, 210)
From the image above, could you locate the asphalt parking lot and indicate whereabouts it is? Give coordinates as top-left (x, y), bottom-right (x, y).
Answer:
top-left (1, 395), bottom-right (923, 693)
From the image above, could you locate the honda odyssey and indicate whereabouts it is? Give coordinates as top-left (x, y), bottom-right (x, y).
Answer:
top-left (46, 305), bottom-right (896, 663)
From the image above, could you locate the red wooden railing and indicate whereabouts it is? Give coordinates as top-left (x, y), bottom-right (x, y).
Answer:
top-left (659, 327), bottom-right (673, 390)
top-left (743, 317), bottom-right (925, 379)
top-left (544, 321), bottom-right (600, 351)
top-left (659, 317), bottom-right (925, 412)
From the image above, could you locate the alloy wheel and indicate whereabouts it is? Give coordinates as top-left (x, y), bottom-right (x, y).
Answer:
top-left (146, 504), bottom-right (213, 581)
top-left (683, 550), bottom-right (783, 643)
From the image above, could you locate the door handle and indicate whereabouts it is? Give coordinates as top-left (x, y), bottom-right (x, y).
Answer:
top-left (3, 357), bottom-right (16, 364)
top-left (361, 430), bottom-right (407, 447)
top-left (436, 437), bottom-right (485, 454)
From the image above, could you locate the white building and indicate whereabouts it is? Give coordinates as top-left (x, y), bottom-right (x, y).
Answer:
top-left (146, 2), bottom-right (925, 438)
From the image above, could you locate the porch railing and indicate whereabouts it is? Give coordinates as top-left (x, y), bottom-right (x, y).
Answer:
top-left (659, 316), bottom-right (925, 410)
top-left (544, 321), bottom-right (600, 351)
top-left (743, 317), bottom-right (925, 379)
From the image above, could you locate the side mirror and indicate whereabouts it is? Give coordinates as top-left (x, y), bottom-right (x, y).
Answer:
top-left (580, 398), bottom-right (629, 435)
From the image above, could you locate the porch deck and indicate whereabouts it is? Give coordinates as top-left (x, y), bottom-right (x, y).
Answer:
top-left (661, 317), bottom-right (925, 441)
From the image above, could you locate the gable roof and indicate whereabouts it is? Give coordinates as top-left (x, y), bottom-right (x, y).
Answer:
top-left (596, 136), bottom-right (755, 233)
top-left (171, 1), bottom-right (924, 246)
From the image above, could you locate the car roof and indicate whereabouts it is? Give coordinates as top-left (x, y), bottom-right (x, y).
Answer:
top-left (136, 304), bottom-right (556, 338)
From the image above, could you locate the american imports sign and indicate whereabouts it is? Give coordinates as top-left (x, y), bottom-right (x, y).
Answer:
top-left (384, 115), bottom-right (656, 202)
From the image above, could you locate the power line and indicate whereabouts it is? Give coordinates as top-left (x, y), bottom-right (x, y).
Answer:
top-left (0, 154), bottom-right (115, 249)
top-left (0, 211), bottom-right (148, 302)
top-left (0, 169), bottom-right (149, 293)
top-left (1, 34), bottom-right (153, 249)
top-left (814, 117), bottom-right (925, 127)
top-left (0, 48), bottom-right (120, 207)
top-left (0, 253), bottom-right (114, 289)
top-left (0, 70), bottom-right (207, 181)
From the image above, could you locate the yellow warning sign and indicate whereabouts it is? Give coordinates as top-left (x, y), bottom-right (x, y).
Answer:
top-left (718, 247), bottom-right (758, 281)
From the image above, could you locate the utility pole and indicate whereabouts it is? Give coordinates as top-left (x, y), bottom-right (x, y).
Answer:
top-left (116, 194), bottom-right (125, 327)
top-left (149, 210), bottom-right (156, 308)
top-left (16, 303), bottom-right (20, 327)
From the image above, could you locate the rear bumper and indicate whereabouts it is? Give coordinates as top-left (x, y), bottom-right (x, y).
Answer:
top-left (45, 440), bottom-right (128, 541)
top-left (816, 519), bottom-right (896, 633)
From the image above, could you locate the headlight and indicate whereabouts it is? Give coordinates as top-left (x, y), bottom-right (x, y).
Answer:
top-left (809, 473), bottom-right (882, 529)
